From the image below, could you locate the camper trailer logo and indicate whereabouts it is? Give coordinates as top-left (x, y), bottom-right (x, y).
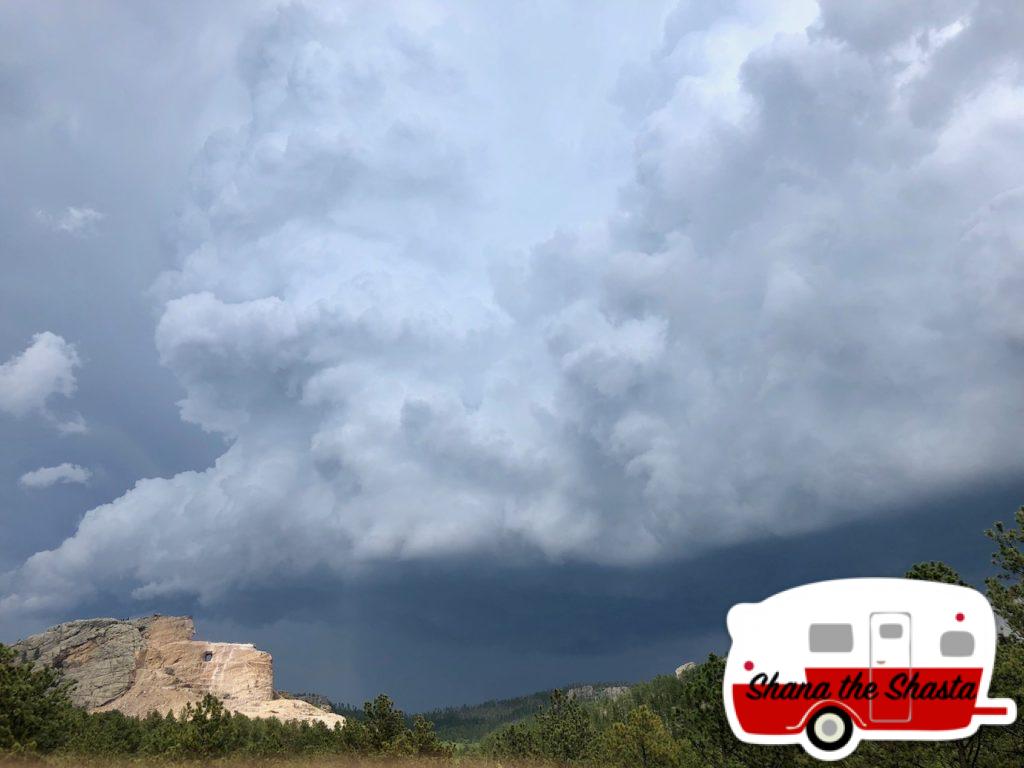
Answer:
top-left (723, 578), bottom-right (1016, 761)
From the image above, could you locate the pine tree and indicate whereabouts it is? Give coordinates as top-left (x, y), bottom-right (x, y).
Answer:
top-left (0, 643), bottom-right (75, 752)
top-left (987, 507), bottom-right (1024, 640)
top-left (600, 705), bottom-right (678, 768)
top-left (362, 693), bottom-right (407, 751)
top-left (411, 714), bottom-right (452, 757)
top-left (536, 689), bottom-right (595, 763)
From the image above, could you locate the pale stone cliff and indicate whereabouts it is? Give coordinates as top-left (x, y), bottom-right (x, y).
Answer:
top-left (11, 615), bottom-right (345, 727)
top-left (675, 661), bottom-right (696, 679)
top-left (565, 684), bottom-right (631, 701)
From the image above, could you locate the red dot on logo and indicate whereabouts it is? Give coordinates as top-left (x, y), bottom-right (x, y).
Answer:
top-left (744, 661), bottom-right (754, 671)
top-left (956, 612), bottom-right (965, 622)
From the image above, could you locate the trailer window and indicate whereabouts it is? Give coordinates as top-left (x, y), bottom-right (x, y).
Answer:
top-left (940, 631), bottom-right (974, 657)
top-left (809, 623), bottom-right (854, 652)
top-left (879, 623), bottom-right (903, 639)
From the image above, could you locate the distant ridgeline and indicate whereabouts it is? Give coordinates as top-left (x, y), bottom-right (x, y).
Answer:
top-left (415, 683), bottom-right (632, 743)
top-left (277, 682), bottom-right (634, 742)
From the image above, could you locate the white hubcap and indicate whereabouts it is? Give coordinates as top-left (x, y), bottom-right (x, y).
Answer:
top-left (814, 712), bottom-right (845, 743)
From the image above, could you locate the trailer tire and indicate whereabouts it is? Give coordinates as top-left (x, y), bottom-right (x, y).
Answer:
top-left (807, 707), bottom-right (853, 752)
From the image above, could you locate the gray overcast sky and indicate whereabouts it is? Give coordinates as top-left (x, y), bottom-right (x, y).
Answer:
top-left (2, 0), bottom-right (1024, 710)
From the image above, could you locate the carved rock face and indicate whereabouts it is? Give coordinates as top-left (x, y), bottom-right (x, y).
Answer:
top-left (12, 615), bottom-right (345, 727)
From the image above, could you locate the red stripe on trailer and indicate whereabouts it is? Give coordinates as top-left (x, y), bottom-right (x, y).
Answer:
top-left (973, 706), bottom-right (1007, 716)
top-left (733, 667), bottom-right (985, 734)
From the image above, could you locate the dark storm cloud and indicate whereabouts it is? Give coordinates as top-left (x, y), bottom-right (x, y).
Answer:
top-left (6, 0), bottom-right (1024, 609)
top-left (2, 0), bottom-right (1024, 709)
top-left (8, 476), bottom-right (1018, 710)
top-left (197, 477), bottom-right (1024, 711)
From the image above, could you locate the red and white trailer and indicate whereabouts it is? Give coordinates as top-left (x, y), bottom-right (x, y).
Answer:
top-left (724, 578), bottom-right (1016, 760)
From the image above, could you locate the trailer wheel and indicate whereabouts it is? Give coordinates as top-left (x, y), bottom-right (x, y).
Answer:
top-left (807, 707), bottom-right (853, 752)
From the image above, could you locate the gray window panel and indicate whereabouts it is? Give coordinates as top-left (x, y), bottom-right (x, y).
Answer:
top-left (809, 623), bottom-right (854, 652)
top-left (940, 631), bottom-right (974, 657)
top-left (879, 623), bottom-right (903, 639)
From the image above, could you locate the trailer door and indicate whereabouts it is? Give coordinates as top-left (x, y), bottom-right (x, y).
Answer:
top-left (869, 612), bottom-right (912, 722)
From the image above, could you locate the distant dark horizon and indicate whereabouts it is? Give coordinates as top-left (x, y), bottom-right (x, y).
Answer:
top-left (7, 475), bottom-right (1021, 712)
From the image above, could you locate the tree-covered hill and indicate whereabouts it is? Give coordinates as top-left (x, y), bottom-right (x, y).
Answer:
top-left (414, 684), bottom-right (631, 743)
top-left (415, 689), bottom-right (551, 742)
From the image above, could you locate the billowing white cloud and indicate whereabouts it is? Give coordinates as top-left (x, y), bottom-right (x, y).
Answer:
top-left (19, 463), bottom-right (92, 489)
top-left (34, 206), bottom-right (105, 237)
top-left (0, 332), bottom-right (86, 434)
top-left (5, 0), bottom-right (1024, 614)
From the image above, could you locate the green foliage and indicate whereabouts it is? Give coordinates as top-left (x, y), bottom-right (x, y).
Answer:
top-left (421, 688), bottom-right (553, 742)
top-left (668, 655), bottom-right (732, 763)
top-left (482, 720), bottom-right (538, 760)
top-left (411, 714), bottom-right (454, 757)
top-left (535, 689), bottom-right (595, 763)
top-left (978, 512), bottom-right (1024, 768)
top-left (0, 644), bottom-right (75, 753)
top-left (361, 693), bottom-right (408, 752)
top-left (667, 655), bottom-right (803, 768)
top-left (481, 689), bottom-right (596, 764)
top-left (338, 697), bottom-right (453, 758)
top-left (905, 560), bottom-right (968, 585)
top-left (0, 650), bottom-right (450, 760)
top-left (325, 700), bottom-right (366, 721)
top-left (600, 705), bottom-right (678, 768)
top-left (136, 710), bottom-right (181, 755)
top-left (596, 674), bottom-right (684, 729)
top-left (987, 506), bottom-right (1024, 640)
top-left (64, 709), bottom-right (142, 755)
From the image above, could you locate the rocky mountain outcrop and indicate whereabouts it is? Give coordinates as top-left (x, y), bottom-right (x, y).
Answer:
top-left (565, 684), bottom-right (631, 701)
top-left (276, 691), bottom-right (336, 713)
top-left (11, 617), bottom-right (147, 709)
top-left (675, 662), bottom-right (696, 679)
top-left (11, 615), bottom-right (344, 728)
